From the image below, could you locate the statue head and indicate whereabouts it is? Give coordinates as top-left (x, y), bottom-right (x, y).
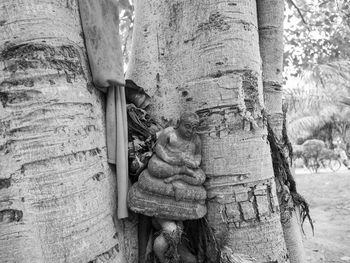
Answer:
top-left (177, 112), bottom-right (200, 139)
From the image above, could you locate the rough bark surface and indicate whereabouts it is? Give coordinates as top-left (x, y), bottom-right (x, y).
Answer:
top-left (0, 1), bottom-right (135, 262)
top-left (257, 1), bottom-right (306, 262)
top-left (257, 0), bottom-right (284, 134)
top-left (127, 0), bottom-right (288, 262)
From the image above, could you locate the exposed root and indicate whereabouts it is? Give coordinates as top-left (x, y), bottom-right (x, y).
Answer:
top-left (183, 218), bottom-right (220, 263)
top-left (266, 111), bottom-right (314, 234)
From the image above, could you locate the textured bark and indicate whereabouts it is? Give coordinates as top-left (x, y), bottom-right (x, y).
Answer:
top-left (0, 1), bottom-right (136, 262)
top-left (257, 0), bottom-right (284, 132)
top-left (280, 200), bottom-right (306, 263)
top-left (127, 0), bottom-right (288, 262)
top-left (257, 1), bottom-right (306, 262)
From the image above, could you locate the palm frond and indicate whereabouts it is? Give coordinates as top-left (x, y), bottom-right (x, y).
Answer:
top-left (287, 115), bottom-right (327, 140)
top-left (285, 60), bottom-right (350, 111)
top-left (316, 61), bottom-right (350, 86)
top-left (284, 60), bottom-right (350, 141)
top-left (284, 77), bottom-right (334, 113)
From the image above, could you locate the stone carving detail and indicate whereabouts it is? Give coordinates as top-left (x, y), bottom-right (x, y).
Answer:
top-left (128, 112), bottom-right (207, 262)
top-left (128, 112), bottom-right (207, 220)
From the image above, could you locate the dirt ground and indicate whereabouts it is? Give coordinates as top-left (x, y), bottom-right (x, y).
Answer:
top-left (294, 167), bottom-right (350, 263)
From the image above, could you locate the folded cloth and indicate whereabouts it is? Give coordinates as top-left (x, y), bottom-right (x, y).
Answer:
top-left (78, 0), bottom-right (124, 87)
top-left (79, 0), bottom-right (128, 218)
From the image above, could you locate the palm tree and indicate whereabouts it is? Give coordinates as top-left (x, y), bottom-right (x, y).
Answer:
top-left (285, 61), bottom-right (350, 144)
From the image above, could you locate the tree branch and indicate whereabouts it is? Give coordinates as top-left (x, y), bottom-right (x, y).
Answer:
top-left (287, 0), bottom-right (308, 24)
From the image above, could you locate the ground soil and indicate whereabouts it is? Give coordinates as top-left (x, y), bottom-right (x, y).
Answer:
top-left (294, 167), bottom-right (350, 263)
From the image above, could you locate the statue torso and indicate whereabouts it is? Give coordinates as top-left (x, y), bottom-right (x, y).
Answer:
top-left (163, 127), bottom-right (196, 156)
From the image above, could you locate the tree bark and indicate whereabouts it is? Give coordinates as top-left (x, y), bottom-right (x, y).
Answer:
top-left (257, 1), bottom-right (306, 262)
top-left (127, 0), bottom-right (288, 262)
top-left (0, 1), bottom-right (135, 262)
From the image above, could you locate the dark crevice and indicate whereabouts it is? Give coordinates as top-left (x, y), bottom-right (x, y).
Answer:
top-left (197, 12), bottom-right (231, 32)
top-left (0, 209), bottom-right (23, 223)
top-left (0, 178), bottom-right (11, 190)
top-left (0, 43), bottom-right (84, 81)
top-left (20, 147), bottom-right (102, 174)
top-left (249, 186), bottom-right (260, 221)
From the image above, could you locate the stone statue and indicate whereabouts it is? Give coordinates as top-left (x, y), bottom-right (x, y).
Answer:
top-left (128, 112), bottom-right (207, 263)
top-left (148, 112), bottom-right (205, 186)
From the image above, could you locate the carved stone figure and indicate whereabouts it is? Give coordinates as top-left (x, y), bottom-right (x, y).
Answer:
top-left (128, 112), bottom-right (207, 263)
top-left (148, 112), bottom-right (205, 186)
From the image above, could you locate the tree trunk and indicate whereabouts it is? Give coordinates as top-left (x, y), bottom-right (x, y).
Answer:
top-left (0, 1), bottom-right (135, 262)
top-left (127, 0), bottom-right (288, 262)
top-left (257, 1), bottom-right (306, 262)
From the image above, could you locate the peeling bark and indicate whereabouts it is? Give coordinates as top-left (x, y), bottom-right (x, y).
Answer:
top-left (127, 0), bottom-right (288, 261)
top-left (257, 0), bottom-right (306, 262)
top-left (0, 1), bottom-right (131, 262)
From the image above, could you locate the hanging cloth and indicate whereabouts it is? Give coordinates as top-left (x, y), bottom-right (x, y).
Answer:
top-left (78, 0), bottom-right (129, 219)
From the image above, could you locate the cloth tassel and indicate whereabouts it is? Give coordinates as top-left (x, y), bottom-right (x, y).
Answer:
top-left (115, 85), bottom-right (129, 219)
top-left (78, 0), bottom-right (129, 219)
top-left (107, 84), bottom-right (129, 219)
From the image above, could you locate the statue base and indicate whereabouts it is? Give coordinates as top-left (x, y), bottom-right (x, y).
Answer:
top-left (128, 183), bottom-right (207, 220)
top-left (138, 169), bottom-right (207, 201)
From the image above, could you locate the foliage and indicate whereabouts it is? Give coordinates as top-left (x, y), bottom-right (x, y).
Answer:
top-left (284, 0), bottom-right (350, 147)
top-left (119, 0), bottom-right (134, 67)
top-left (284, 0), bottom-right (350, 76)
top-left (285, 60), bottom-right (350, 147)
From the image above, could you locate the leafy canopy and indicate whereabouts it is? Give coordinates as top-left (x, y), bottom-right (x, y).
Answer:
top-left (284, 0), bottom-right (350, 76)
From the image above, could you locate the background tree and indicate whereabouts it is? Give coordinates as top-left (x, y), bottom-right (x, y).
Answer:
top-left (119, 1), bottom-right (134, 67)
top-left (285, 61), bottom-right (350, 151)
top-left (284, 1), bottom-right (350, 150)
top-left (284, 0), bottom-right (350, 76)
